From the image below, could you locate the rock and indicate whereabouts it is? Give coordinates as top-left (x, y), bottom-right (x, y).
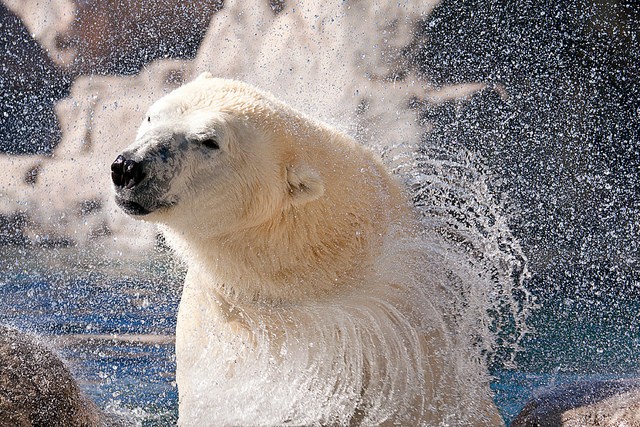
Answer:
top-left (0, 325), bottom-right (103, 426)
top-left (2, 0), bottom-right (75, 65)
top-left (8, 0), bottom-right (222, 75)
top-left (512, 379), bottom-right (640, 427)
top-left (0, 3), bottom-right (71, 154)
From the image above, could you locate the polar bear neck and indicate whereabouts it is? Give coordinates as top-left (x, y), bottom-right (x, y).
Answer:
top-left (162, 155), bottom-right (416, 305)
top-left (165, 200), bottom-right (393, 304)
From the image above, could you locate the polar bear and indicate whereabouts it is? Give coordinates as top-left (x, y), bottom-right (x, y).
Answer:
top-left (111, 73), bottom-right (503, 426)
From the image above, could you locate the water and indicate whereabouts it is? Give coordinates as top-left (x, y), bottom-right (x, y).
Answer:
top-left (0, 246), bottom-right (182, 425)
top-left (1, 247), bottom-right (639, 425)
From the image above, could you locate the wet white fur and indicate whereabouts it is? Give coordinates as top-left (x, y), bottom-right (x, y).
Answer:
top-left (124, 74), bottom-right (503, 426)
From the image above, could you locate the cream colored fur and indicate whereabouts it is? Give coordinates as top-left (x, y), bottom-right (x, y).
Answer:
top-left (121, 74), bottom-right (503, 426)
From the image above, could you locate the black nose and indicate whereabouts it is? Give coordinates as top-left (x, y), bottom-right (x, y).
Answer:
top-left (111, 154), bottom-right (145, 189)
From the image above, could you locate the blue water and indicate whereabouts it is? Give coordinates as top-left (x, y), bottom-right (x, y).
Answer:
top-left (1, 247), bottom-right (638, 425)
top-left (0, 246), bottom-right (182, 425)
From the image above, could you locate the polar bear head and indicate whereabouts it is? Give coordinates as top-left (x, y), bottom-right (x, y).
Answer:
top-left (112, 74), bottom-right (409, 302)
top-left (111, 73), bottom-right (326, 237)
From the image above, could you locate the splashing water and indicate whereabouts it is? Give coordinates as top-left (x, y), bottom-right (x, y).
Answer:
top-left (172, 207), bottom-right (526, 425)
top-left (402, 141), bottom-right (533, 363)
top-left (0, 0), bottom-right (640, 422)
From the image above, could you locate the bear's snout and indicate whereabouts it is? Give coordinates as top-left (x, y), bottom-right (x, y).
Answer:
top-left (111, 154), bottom-right (146, 189)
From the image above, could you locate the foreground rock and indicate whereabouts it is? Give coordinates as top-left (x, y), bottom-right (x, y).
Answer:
top-left (512, 379), bottom-right (640, 427)
top-left (0, 325), bottom-right (123, 426)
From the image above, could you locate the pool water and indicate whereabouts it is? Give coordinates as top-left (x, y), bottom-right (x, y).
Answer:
top-left (1, 246), bottom-right (638, 426)
top-left (0, 246), bottom-right (182, 425)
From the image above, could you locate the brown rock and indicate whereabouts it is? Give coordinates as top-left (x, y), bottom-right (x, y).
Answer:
top-left (0, 325), bottom-right (103, 426)
top-left (512, 380), bottom-right (640, 427)
top-left (2, 0), bottom-right (75, 64)
top-left (55, 0), bottom-right (223, 75)
top-left (5, 0), bottom-right (221, 75)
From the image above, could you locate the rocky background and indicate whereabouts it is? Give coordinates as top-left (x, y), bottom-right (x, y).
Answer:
top-left (0, 0), bottom-right (465, 252)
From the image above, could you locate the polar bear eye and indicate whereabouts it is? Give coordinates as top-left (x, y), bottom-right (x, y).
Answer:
top-left (201, 137), bottom-right (220, 150)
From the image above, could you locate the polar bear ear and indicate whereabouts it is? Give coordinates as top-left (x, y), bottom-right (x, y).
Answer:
top-left (286, 164), bottom-right (324, 206)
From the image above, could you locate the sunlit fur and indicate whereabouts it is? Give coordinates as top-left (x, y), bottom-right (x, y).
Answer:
top-left (117, 74), bottom-right (503, 426)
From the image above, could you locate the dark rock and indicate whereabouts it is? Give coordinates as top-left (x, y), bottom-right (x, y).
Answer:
top-left (512, 379), bottom-right (640, 426)
top-left (56, 0), bottom-right (224, 75)
top-left (0, 212), bottom-right (29, 246)
top-left (0, 325), bottom-right (102, 426)
top-left (0, 4), bottom-right (71, 155)
top-left (23, 163), bottom-right (41, 185)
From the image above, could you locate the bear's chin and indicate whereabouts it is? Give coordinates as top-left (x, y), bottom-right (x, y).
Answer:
top-left (115, 197), bottom-right (153, 216)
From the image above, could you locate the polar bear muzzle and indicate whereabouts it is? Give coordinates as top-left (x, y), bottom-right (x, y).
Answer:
top-left (111, 155), bottom-right (150, 216)
top-left (111, 153), bottom-right (174, 216)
